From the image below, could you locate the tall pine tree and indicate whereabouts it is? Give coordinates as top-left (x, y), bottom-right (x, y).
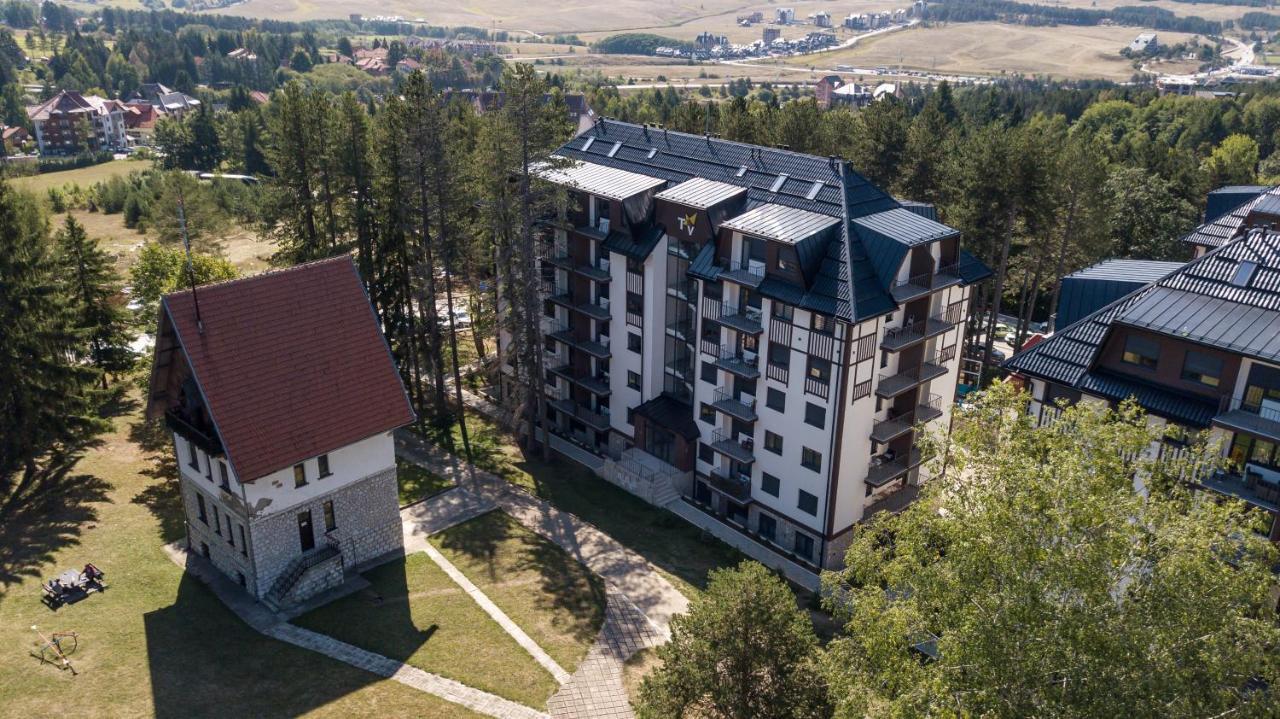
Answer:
top-left (55, 215), bottom-right (134, 388)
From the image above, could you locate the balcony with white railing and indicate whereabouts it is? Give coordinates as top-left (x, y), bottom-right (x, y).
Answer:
top-left (882, 314), bottom-right (955, 352)
top-left (870, 394), bottom-right (943, 443)
top-left (711, 387), bottom-right (758, 422)
top-left (876, 352), bottom-right (950, 399)
top-left (710, 428), bottom-right (755, 465)
top-left (718, 303), bottom-right (764, 335)
top-left (714, 345), bottom-right (761, 379)
top-left (720, 258), bottom-right (766, 288)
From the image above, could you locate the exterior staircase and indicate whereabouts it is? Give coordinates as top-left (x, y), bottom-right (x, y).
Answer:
top-left (603, 448), bottom-right (688, 507)
top-left (262, 544), bottom-right (342, 612)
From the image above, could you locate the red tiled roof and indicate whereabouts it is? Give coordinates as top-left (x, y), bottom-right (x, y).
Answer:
top-left (161, 256), bottom-right (414, 481)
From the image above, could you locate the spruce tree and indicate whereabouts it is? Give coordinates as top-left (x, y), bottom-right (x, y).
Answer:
top-left (55, 215), bottom-right (134, 387)
top-left (0, 183), bottom-right (108, 519)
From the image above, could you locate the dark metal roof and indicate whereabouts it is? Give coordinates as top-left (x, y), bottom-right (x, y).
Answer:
top-left (602, 224), bottom-right (666, 261)
top-left (720, 202), bottom-right (839, 243)
top-left (556, 119), bottom-right (988, 324)
top-left (853, 208), bottom-right (958, 290)
top-left (1182, 186), bottom-right (1280, 249)
top-left (1056, 259), bottom-right (1184, 329)
top-left (633, 394), bottom-right (699, 440)
top-left (1205, 185), bottom-right (1268, 225)
top-left (1007, 229), bottom-right (1280, 424)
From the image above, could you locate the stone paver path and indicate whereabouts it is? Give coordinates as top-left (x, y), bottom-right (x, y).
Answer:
top-left (421, 541), bottom-right (572, 683)
top-left (396, 430), bottom-right (690, 719)
top-left (161, 541), bottom-right (550, 719)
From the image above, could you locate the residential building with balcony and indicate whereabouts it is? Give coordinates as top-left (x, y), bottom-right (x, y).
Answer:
top-left (1006, 227), bottom-right (1280, 541)
top-left (145, 257), bottom-right (415, 609)
top-left (501, 119), bottom-right (990, 571)
top-left (26, 90), bottom-right (129, 155)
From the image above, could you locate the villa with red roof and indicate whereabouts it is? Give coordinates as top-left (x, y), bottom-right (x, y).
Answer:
top-left (146, 256), bottom-right (415, 609)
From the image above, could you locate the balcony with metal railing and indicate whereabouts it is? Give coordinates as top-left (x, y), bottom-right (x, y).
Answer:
top-left (714, 345), bottom-right (761, 379)
top-left (870, 394), bottom-right (944, 443)
top-left (549, 398), bottom-right (611, 431)
top-left (542, 242), bottom-right (575, 271)
top-left (889, 262), bottom-right (964, 303)
top-left (876, 353), bottom-right (950, 399)
top-left (668, 277), bottom-right (692, 300)
top-left (709, 465), bottom-right (752, 500)
top-left (1198, 468), bottom-right (1280, 513)
top-left (165, 407), bottom-right (223, 456)
top-left (546, 322), bottom-right (611, 359)
top-left (720, 258), bottom-right (766, 288)
top-left (1212, 397), bottom-right (1280, 443)
top-left (543, 279), bottom-right (573, 307)
top-left (548, 364), bottom-right (612, 396)
top-left (882, 314), bottom-right (955, 352)
top-left (711, 387), bottom-right (758, 422)
top-left (575, 296), bottom-right (611, 322)
top-left (575, 257), bottom-right (611, 283)
top-left (718, 303), bottom-right (764, 335)
top-left (866, 448), bottom-right (923, 487)
top-left (666, 318), bottom-right (692, 341)
top-left (804, 375), bottom-right (830, 400)
top-left (710, 428), bottom-right (755, 464)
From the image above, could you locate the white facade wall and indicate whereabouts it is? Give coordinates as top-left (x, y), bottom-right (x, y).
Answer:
top-left (239, 431), bottom-right (396, 517)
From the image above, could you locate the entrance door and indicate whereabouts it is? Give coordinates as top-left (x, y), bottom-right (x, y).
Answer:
top-left (297, 510), bottom-right (315, 552)
top-left (647, 426), bottom-right (675, 465)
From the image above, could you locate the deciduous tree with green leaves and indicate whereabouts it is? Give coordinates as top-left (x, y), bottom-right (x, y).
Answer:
top-left (638, 561), bottom-right (830, 719)
top-left (823, 381), bottom-right (1280, 719)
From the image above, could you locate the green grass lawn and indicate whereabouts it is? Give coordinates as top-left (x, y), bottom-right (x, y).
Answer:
top-left (0, 397), bottom-right (484, 718)
top-left (291, 552), bottom-right (561, 709)
top-left (431, 510), bottom-right (606, 671)
top-left (428, 410), bottom-right (743, 597)
top-left (397, 457), bottom-right (454, 507)
top-left (9, 159), bottom-right (142, 195)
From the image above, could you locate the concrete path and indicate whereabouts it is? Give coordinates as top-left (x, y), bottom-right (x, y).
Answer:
top-left (161, 542), bottom-right (549, 719)
top-left (396, 431), bottom-right (690, 719)
top-left (422, 541), bottom-right (572, 683)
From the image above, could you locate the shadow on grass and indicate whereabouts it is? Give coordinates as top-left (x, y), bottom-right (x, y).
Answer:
top-left (0, 468), bottom-right (111, 593)
top-left (127, 416), bottom-right (185, 544)
top-left (290, 557), bottom-right (431, 665)
top-left (145, 571), bottom-right (424, 718)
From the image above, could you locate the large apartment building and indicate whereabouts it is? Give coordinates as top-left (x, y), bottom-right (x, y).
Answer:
top-left (503, 119), bottom-right (990, 570)
top-left (1007, 208), bottom-right (1280, 541)
top-left (26, 90), bottom-right (129, 155)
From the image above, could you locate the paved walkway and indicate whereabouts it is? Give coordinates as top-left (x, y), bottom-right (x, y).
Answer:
top-left (396, 431), bottom-right (689, 719)
top-left (161, 542), bottom-right (548, 719)
top-left (421, 541), bottom-right (572, 683)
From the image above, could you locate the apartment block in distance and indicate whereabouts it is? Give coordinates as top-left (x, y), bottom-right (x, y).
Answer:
top-left (1007, 193), bottom-right (1280, 541)
top-left (501, 119), bottom-right (990, 571)
top-left (26, 89), bottom-right (129, 154)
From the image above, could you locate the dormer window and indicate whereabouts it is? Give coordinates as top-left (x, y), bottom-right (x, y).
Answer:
top-left (1181, 351), bottom-right (1223, 388)
top-left (1121, 335), bottom-right (1159, 370)
top-left (811, 313), bottom-right (833, 335)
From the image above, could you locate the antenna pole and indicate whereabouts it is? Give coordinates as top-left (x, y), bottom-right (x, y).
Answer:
top-left (177, 183), bottom-right (204, 333)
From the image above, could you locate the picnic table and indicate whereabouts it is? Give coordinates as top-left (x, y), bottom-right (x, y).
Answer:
top-left (41, 564), bottom-right (106, 610)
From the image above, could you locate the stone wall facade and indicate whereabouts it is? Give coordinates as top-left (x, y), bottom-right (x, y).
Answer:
top-left (286, 552), bottom-right (345, 604)
top-left (179, 473), bottom-right (258, 594)
top-left (247, 466), bottom-right (403, 602)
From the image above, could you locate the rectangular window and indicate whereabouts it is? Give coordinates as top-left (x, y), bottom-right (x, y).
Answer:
top-left (188, 441), bottom-right (200, 470)
top-left (772, 302), bottom-right (793, 321)
top-left (628, 332), bottom-right (642, 352)
top-left (700, 403), bottom-right (716, 424)
top-left (218, 461), bottom-right (230, 490)
top-left (212, 504), bottom-right (221, 535)
top-left (804, 402), bottom-right (826, 429)
top-left (196, 493), bottom-right (207, 524)
top-left (701, 360), bottom-right (718, 383)
top-left (323, 500), bottom-right (336, 532)
top-left (543, 299), bottom-right (556, 318)
top-left (627, 371), bottom-right (641, 390)
top-left (226, 515), bottom-right (234, 545)
top-left (1121, 335), bottom-right (1160, 370)
top-left (764, 430), bottom-right (783, 455)
top-left (794, 532), bottom-right (815, 560)
top-left (758, 513), bottom-right (777, 541)
top-left (698, 442), bottom-right (713, 463)
top-left (807, 356), bottom-right (831, 382)
top-left (293, 463), bottom-right (308, 488)
top-left (811, 313), bottom-right (832, 335)
top-left (1181, 351), bottom-right (1223, 388)
top-left (761, 472), bottom-right (780, 497)
top-left (766, 387), bottom-right (785, 412)
top-left (801, 447), bottom-right (822, 472)
top-left (798, 489), bottom-right (818, 515)
top-left (239, 524), bottom-right (247, 555)
top-left (318, 454), bottom-right (332, 477)
top-left (768, 342), bottom-right (790, 368)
